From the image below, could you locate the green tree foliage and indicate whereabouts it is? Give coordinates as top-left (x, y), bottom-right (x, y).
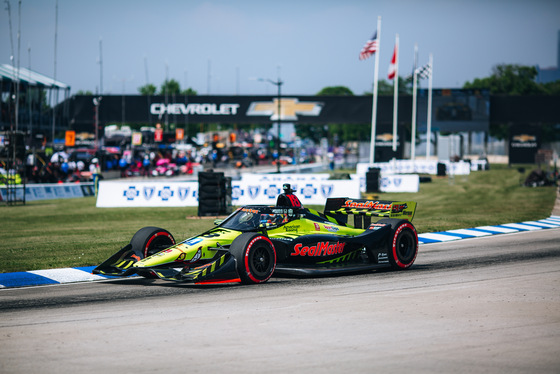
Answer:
top-left (377, 80), bottom-right (393, 95)
top-left (542, 80), bottom-right (560, 95)
top-left (463, 64), bottom-right (544, 95)
top-left (181, 87), bottom-right (198, 96)
top-left (365, 77), bottom-right (412, 96)
top-left (316, 86), bottom-right (354, 96)
top-left (160, 79), bottom-right (181, 95)
top-left (138, 84), bottom-right (157, 95)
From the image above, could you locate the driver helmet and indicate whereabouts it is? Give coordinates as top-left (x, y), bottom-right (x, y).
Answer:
top-left (283, 183), bottom-right (294, 194)
top-left (239, 211), bottom-right (255, 223)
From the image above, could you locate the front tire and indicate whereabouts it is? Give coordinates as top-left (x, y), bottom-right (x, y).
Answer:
top-left (378, 219), bottom-right (418, 270)
top-left (230, 233), bottom-right (276, 284)
top-left (130, 226), bottom-right (176, 259)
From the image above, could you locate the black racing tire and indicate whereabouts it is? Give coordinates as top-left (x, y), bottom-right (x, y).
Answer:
top-left (130, 226), bottom-right (176, 259)
top-left (378, 219), bottom-right (418, 270)
top-left (230, 233), bottom-right (276, 284)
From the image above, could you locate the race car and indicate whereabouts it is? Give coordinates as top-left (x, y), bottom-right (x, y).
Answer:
top-left (93, 184), bottom-right (418, 284)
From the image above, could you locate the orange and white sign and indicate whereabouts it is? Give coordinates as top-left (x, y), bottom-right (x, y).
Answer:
top-left (176, 128), bottom-right (184, 141)
top-left (65, 131), bottom-right (76, 147)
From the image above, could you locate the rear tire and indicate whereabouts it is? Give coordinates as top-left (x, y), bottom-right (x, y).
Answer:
top-left (378, 219), bottom-right (418, 270)
top-left (230, 233), bottom-right (276, 284)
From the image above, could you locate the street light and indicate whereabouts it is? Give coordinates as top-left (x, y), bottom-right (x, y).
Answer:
top-left (256, 77), bottom-right (283, 173)
top-left (93, 97), bottom-right (102, 149)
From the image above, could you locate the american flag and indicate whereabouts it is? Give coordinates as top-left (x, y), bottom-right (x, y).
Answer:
top-left (359, 31), bottom-right (378, 60)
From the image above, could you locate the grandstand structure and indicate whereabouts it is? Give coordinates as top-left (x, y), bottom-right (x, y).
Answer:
top-left (0, 64), bottom-right (70, 205)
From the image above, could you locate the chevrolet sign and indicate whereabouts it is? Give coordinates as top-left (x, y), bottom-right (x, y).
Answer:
top-left (150, 103), bottom-right (240, 119)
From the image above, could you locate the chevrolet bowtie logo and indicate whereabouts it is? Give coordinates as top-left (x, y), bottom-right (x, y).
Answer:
top-left (246, 98), bottom-right (323, 121)
top-left (513, 134), bottom-right (537, 142)
top-left (376, 133), bottom-right (394, 141)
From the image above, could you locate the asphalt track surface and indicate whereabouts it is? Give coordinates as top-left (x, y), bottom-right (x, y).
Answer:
top-left (1, 229), bottom-right (559, 373)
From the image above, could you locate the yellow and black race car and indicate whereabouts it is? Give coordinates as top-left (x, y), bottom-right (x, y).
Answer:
top-left (93, 184), bottom-right (418, 285)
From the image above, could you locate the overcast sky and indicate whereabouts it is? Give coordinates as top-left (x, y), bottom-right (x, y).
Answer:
top-left (1, 0), bottom-right (559, 96)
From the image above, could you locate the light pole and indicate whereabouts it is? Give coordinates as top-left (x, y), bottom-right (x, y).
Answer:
top-left (257, 78), bottom-right (283, 173)
top-left (93, 97), bottom-right (102, 149)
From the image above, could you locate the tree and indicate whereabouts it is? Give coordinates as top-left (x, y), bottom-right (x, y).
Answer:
top-left (542, 80), bottom-right (560, 95)
top-left (138, 84), bottom-right (157, 95)
top-left (75, 90), bottom-right (93, 95)
top-left (181, 87), bottom-right (198, 96)
top-left (364, 77), bottom-right (412, 96)
top-left (316, 86), bottom-right (354, 96)
top-left (159, 79), bottom-right (181, 95)
top-left (376, 80), bottom-right (393, 96)
top-left (463, 64), bottom-right (544, 95)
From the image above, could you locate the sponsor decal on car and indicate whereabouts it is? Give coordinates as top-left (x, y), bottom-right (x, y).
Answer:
top-left (343, 200), bottom-right (391, 210)
top-left (291, 241), bottom-right (346, 257)
top-left (391, 203), bottom-right (407, 213)
top-left (283, 225), bottom-right (299, 233)
top-left (184, 237), bottom-right (203, 246)
top-left (323, 225), bottom-right (339, 232)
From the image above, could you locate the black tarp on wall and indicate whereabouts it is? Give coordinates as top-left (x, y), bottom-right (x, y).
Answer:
top-left (491, 96), bottom-right (560, 123)
top-left (68, 95), bottom-right (416, 131)
top-left (66, 93), bottom-right (560, 135)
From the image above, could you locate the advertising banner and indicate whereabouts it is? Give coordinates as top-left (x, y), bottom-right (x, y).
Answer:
top-left (233, 178), bottom-right (359, 206)
top-left (96, 177), bottom-right (361, 208)
top-left (97, 181), bottom-right (199, 207)
top-left (350, 174), bottom-right (420, 193)
top-left (509, 124), bottom-right (541, 164)
top-left (357, 161), bottom-right (471, 176)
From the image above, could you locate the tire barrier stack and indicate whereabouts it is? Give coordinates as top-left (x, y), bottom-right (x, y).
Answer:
top-left (366, 167), bottom-right (381, 193)
top-left (437, 162), bottom-right (447, 176)
top-left (197, 171), bottom-right (232, 216)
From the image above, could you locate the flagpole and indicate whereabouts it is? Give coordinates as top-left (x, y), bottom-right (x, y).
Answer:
top-left (369, 16), bottom-right (381, 164)
top-left (392, 34), bottom-right (399, 155)
top-left (411, 43), bottom-right (418, 161)
top-left (426, 53), bottom-right (433, 159)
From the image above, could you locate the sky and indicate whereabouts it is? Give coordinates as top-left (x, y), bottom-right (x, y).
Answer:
top-left (1, 0), bottom-right (560, 96)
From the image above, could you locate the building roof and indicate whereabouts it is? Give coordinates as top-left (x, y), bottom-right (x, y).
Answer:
top-left (0, 63), bottom-right (70, 90)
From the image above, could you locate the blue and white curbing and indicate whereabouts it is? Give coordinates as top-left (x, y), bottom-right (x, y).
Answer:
top-left (417, 215), bottom-right (560, 244)
top-left (1, 215), bottom-right (559, 289)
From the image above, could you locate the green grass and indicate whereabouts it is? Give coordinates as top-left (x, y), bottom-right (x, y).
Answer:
top-left (382, 165), bottom-right (556, 233)
top-left (0, 164), bottom-right (556, 273)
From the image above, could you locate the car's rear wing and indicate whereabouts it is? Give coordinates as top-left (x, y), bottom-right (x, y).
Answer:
top-left (323, 198), bottom-right (416, 228)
